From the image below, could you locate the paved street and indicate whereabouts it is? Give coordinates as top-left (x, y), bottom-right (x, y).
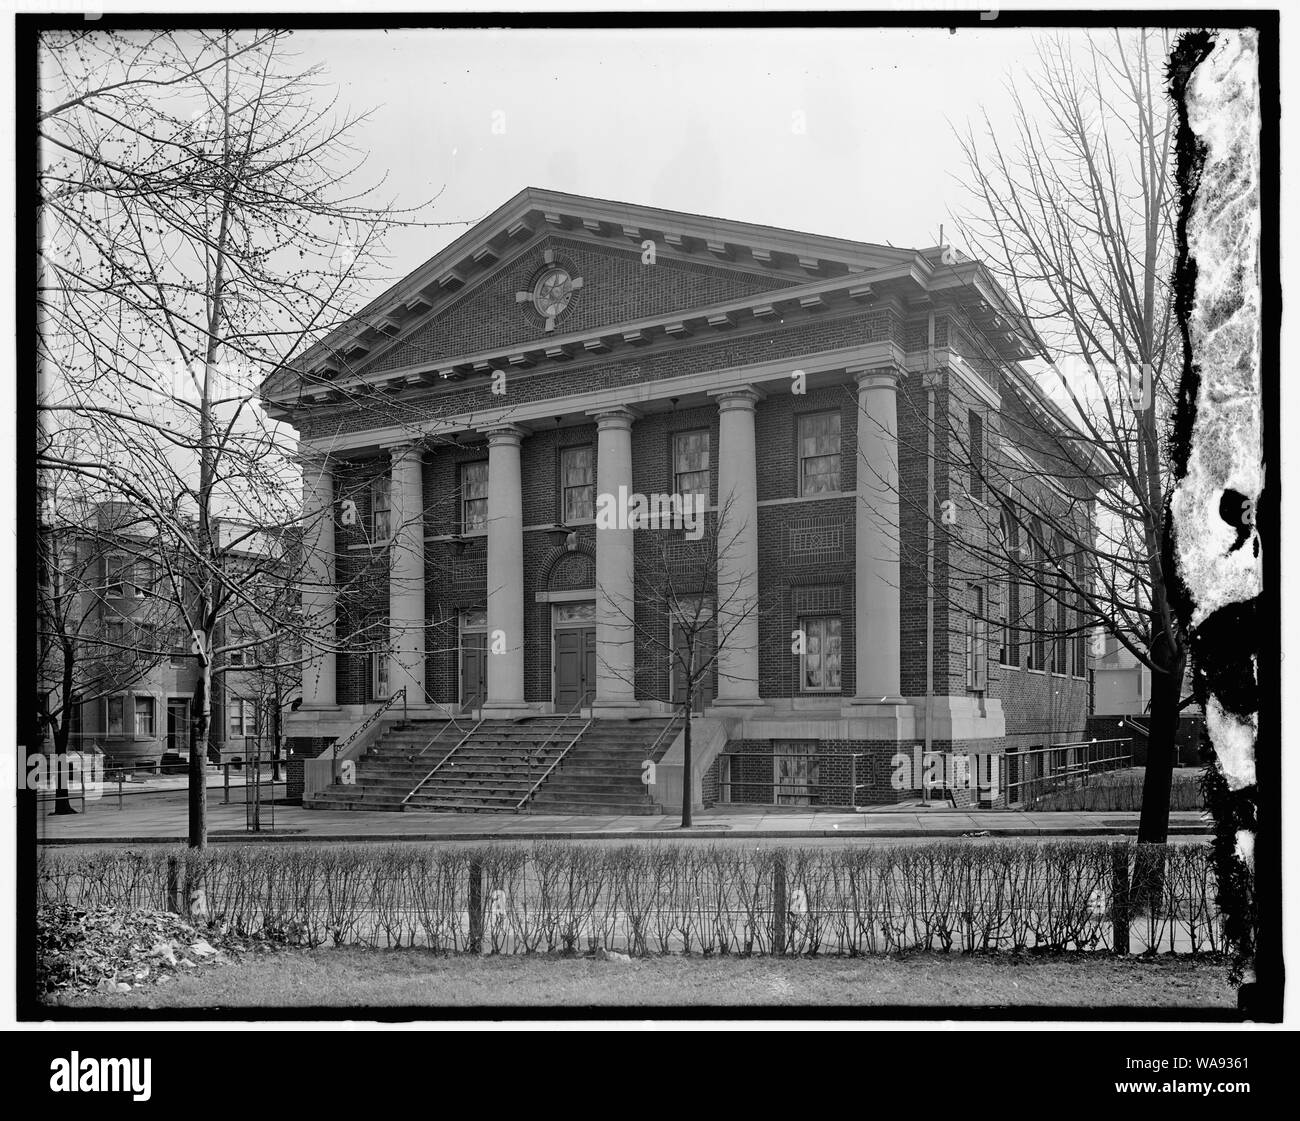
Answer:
top-left (33, 776), bottom-right (1212, 845)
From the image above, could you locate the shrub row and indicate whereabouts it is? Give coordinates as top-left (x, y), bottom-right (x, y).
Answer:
top-left (36, 841), bottom-right (1222, 957)
top-left (1030, 771), bottom-right (1206, 812)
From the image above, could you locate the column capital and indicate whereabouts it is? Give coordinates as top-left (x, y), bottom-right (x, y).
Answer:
top-left (850, 364), bottom-right (903, 391)
top-left (586, 404), bottom-right (641, 428)
top-left (296, 446), bottom-right (335, 472)
top-left (707, 384), bottom-right (766, 410)
top-left (480, 423), bottom-right (529, 447)
top-left (381, 438), bottom-right (430, 466)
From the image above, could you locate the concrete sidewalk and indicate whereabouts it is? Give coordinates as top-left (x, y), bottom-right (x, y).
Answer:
top-left (33, 785), bottom-right (1213, 844)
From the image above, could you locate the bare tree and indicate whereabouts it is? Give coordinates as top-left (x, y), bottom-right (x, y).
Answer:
top-left (36, 29), bottom-right (452, 846)
top-left (948, 29), bottom-right (1188, 839)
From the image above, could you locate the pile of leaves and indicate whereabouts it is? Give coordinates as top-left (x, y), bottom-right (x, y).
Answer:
top-left (35, 903), bottom-right (278, 996)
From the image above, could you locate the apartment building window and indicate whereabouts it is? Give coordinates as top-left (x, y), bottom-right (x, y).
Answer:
top-left (106, 696), bottom-right (125, 735)
top-left (169, 627), bottom-right (189, 666)
top-left (672, 431), bottom-right (710, 502)
top-left (228, 649), bottom-right (245, 667)
top-left (105, 552), bottom-right (128, 597)
top-left (560, 445), bottom-right (594, 521)
top-left (798, 412), bottom-right (841, 495)
top-left (103, 618), bottom-right (125, 647)
top-left (798, 615), bottom-right (842, 692)
top-left (966, 585), bottom-right (988, 692)
top-left (134, 696), bottom-right (156, 736)
top-left (229, 698), bottom-right (257, 738)
top-left (968, 410), bottom-right (985, 501)
top-left (370, 474), bottom-right (392, 541)
top-left (461, 461), bottom-right (488, 532)
top-left (133, 559), bottom-right (153, 598)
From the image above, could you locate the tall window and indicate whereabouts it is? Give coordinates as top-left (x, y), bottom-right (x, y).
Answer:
top-left (106, 696), bottom-right (125, 735)
top-left (798, 412), bottom-right (841, 495)
top-left (1050, 536), bottom-right (1068, 674)
top-left (461, 461), bottom-right (488, 532)
top-left (1072, 552), bottom-right (1088, 676)
top-left (798, 615), bottom-right (842, 692)
top-left (229, 698), bottom-right (257, 738)
top-left (364, 613), bottom-right (390, 700)
top-left (370, 474), bottom-right (392, 541)
top-left (169, 627), bottom-right (189, 666)
top-left (560, 445), bottom-right (594, 521)
top-left (966, 585), bottom-right (987, 692)
top-left (998, 508), bottom-right (1018, 666)
top-left (968, 410), bottom-right (985, 500)
top-left (673, 431), bottom-right (710, 501)
top-left (134, 696), bottom-right (156, 736)
top-left (1027, 528), bottom-right (1047, 671)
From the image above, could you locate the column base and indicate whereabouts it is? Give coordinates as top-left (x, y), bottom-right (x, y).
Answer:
top-left (590, 698), bottom-right (646, 720)
top-left (480, 701), bottom-right (546, 720)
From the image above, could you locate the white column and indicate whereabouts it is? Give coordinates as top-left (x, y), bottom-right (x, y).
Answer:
top-left (483, 425), bottom-right (527, 710)
top-left (589, 406), bottom-right (639, 713)
top-left (300, 451), bottom-right (337, 707)
top-left (710, 386), bottom-right (764, 706)
top-left (387, 441), bottom-right (426, 704)
top-left (851, 366), bottom-right (903, 702)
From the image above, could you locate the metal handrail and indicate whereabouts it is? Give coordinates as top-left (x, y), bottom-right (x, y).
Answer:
top-left (645, 707), bottom-right (685, 763)
top-left (716, 751), bottom-right (866, 807)
top-left (331, 687), bottom-right (406, 782)
top-left (401, 715), bottom-right (485, 805)
top-left (413, 701), bottom-right (477, 760)
top-left (516, 692), bottom-right (593, 811)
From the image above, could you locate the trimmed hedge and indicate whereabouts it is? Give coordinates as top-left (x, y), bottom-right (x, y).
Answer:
top-left (36, 841), bottom-right (1222, 957)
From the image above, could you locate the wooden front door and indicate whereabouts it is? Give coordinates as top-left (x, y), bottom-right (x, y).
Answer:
top-left (461, 632), bottom-right (488, 709)
top-left (554, 627), bottom-right (596, 709)
top-left (166, 699), bottom-right (190, 756)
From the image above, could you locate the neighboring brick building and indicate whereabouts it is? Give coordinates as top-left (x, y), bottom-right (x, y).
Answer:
top-left (266, 188), bottom-right (1096, 809)
top-left (38, 500), bottom-right (297, 772)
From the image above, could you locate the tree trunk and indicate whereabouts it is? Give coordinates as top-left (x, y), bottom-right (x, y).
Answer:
top-left (1137, 641), bottom-right (1186, 843)
top-left (681, 687), bottom-right (693, 829)
top-left (188, 669), bottom-right (208, 848)
top-left (51, 641), bottom-right (76, 814)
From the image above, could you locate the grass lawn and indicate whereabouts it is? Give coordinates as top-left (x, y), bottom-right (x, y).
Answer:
top-left (45, 948), bottom-right (1234, 1010)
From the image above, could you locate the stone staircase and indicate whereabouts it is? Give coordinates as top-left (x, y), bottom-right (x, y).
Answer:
top-left (304, 715), bottom-right (676, 815)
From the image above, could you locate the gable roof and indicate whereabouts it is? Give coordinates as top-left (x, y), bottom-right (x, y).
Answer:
top-left (264, 187), bottom-right (1040, 397)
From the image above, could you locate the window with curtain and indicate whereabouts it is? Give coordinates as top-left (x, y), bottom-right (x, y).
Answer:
top-left (798, 411), bottom-right (841, 495)
top-left (228, 697), bottom-right (257, 737)
top-left (561, 445), bottom-right (594, 521)
top-left (673, 431), bottom-right (710, 501)
top-left (106, 696), bottom-right (125, 735)
top-left (461, 461), bottom-right (488, 531)
top-left (134, 696), bottom-right (155, 736)
top-left (799, 614), bottom-right (842, 692)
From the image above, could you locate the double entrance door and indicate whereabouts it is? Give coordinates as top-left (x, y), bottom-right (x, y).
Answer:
top-left (553, 601), bottom-right (597, 709)
top-left (458, 604), bottom-right (597, 711)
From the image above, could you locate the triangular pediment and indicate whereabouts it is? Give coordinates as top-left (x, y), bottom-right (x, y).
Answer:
top-left (267, 187), bottom-right (926, 395)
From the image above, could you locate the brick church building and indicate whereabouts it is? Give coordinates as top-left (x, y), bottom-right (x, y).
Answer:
top-left (263, 188), bottom-right (1094, 812)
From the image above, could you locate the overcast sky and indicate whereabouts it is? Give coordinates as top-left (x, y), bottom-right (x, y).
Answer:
top-left (286, 25), bottom-right (1059, 278)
